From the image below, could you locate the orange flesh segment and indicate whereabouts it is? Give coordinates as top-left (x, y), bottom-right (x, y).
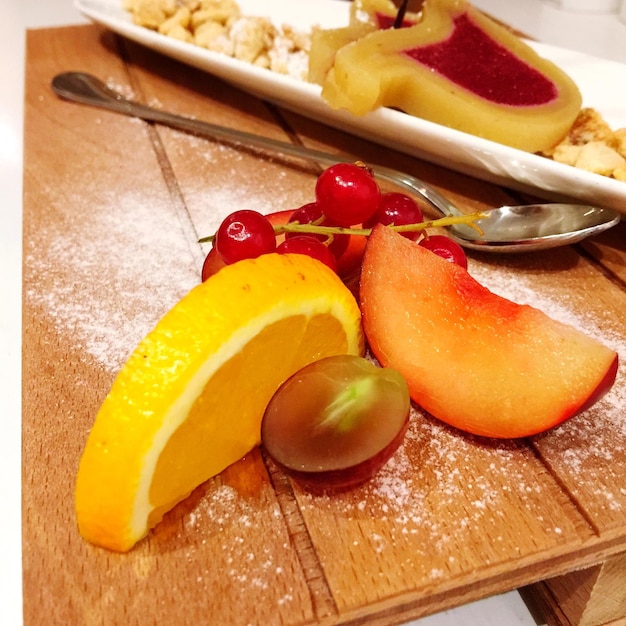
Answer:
top-left (149, 313), bottom-right (348, 517)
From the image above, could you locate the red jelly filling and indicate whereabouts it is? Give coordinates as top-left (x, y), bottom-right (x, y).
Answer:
top-left (403, 14), bottom-right (558, 106)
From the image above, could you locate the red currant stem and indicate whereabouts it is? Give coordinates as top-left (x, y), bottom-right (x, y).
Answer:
top-left (198, 212), bottom-right (487, 244)
top-left (277, 223), bottom-right (364, 236)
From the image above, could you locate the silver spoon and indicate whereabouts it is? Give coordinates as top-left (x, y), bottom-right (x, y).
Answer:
top-left (51, 72), bottom-right (621, 252)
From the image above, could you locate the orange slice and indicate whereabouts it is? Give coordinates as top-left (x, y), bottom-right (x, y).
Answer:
top-left (76, 253), bottom-right (364, 552)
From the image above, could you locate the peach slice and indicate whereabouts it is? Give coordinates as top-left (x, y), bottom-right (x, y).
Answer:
top-left (359, 226), bottom-right (618, 438)
top-left (317, 0), bottom-right (582, 152)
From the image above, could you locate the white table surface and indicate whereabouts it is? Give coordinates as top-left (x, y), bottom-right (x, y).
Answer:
top-left (2, 1), bottom-right (624, 624)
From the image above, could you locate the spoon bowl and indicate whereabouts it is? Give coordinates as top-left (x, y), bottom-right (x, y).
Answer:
top-left (449, 203), bottom-right (620, 252)
top-left (51, 71), bottom-right (621, 252)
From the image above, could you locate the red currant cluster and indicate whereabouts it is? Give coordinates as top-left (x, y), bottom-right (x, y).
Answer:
top-left (207, 162), bottom-right (467, 277)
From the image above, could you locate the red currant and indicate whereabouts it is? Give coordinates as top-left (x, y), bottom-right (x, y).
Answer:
top-left (277, 235), bottom-right (338, 273)
top-left (315, 163), bottom-right (381, 227)
top-left (201, 249), bottom-right (224, 282)
top-left (286, 202), bottom-right (349, 259)
top-left (364, 192), bottom-right (424, 240)
top-left (214, 210), bottom-right (276, 265)
top-left (419, 235), bottom-right (468, 269)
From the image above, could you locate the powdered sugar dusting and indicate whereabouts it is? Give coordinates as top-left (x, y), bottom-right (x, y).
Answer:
top-left (24, 187), bottom-right (200, 372)
top-left (174, 483), bottom-right (310, 615)
top-left (167, 129), bottom-right (315, 232)
top-left (295, 409), bottom-right (577, 589)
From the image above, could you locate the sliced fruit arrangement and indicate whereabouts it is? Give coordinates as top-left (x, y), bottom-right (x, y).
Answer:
top-left (360, 225), bottom-right (619, 438)
top-left (75, 253), bottom-right (363, 551)
top-left (77, 159), bottom-right (618, 551)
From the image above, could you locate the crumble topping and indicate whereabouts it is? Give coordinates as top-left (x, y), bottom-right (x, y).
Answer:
top-left (541, 108), bottom-right (626, 181)
top-left (123, 0), bottom-right (313, 80)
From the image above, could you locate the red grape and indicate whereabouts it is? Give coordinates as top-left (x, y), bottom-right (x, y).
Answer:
top-left (214, 210), bottom-right (276, 265)
top-left (419, 235), bottom-right (468, 269)
top-left (277, 235), bottom-right (338, 273)
top-left (364, 192), bottom-right (424, 240)
top-left (261, 355), bottom-right (410, 493)
top-left (315, 163), bottom-right (381, 227)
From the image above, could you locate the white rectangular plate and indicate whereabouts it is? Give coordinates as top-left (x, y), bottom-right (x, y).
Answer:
top-left (75, 0), bottom-right (626, 213)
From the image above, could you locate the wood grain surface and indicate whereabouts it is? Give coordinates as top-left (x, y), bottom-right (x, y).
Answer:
top-left (22, 24), bottom-right (626, 626)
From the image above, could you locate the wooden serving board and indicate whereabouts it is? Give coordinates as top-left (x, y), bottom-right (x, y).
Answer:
top-left (22, 24), bottom-right (626, 626)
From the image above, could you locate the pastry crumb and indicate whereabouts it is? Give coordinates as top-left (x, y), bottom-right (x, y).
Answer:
top-left (541, 108), bottom-right (626, 181)
top-left (123, 0), bottom-right (312, 80)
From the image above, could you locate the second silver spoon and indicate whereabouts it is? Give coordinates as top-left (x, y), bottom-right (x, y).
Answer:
top-left (51, 72), bottom-right (621, 252)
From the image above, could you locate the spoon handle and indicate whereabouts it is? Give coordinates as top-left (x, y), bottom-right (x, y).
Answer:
top-left (51, 72), bottom-right (463, 218)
